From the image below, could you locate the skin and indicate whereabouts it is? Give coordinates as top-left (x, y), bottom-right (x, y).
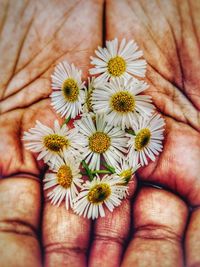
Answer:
top-left (0, 0), bottom-right (200, 266)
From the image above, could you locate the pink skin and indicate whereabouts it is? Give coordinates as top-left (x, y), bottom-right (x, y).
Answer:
top-left (0, 0), bottom-right (200, 266)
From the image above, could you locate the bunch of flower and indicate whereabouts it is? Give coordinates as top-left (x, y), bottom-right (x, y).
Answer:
top-left (23, 38), bottom-right (165, 220)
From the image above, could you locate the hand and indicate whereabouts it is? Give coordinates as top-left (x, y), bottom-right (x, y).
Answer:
top-left (0, 1), bottom-right (200, 267)
top-left (106, 1), bottom-right (200, 266)
top-left (0, 1), bottom-right (103, 266)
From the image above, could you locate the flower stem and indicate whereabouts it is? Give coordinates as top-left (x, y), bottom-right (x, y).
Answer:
top-left (92, 170), bottom-right (111, 174)
top-left (102, 162), bottom-right (115, 174)
top-left (82, 160), bottom-right (93, 181)
top-left (62, 116), bottom-right (71, 126)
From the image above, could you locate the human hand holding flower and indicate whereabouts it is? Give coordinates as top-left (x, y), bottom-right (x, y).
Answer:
top-left (0, 1), bottom-right (200, 267)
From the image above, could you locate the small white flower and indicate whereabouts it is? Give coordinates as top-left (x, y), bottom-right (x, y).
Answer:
top-left (73, 174), bottom-right (127, 219)
top-left (127, 114), bottom-right (165, 166)
top-left (44, 153), bottom-right (83, 209)
top-left (75, 114), bottom-right (129, 170)
top-left (89, 38), bottom-right (147, 82)
top-left (115, 158), bottom-right (140, 185)
top-left (114, 158), bottom-right (140, 199)
top-left (23, 120), bottom-right (85, 166)
top-left (50, 61), bottom-right (86, 119)
top-left (92, 77), bottom-right (154, 130)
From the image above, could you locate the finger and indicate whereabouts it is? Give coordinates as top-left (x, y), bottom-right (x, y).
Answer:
top-left (88, 178), bottom-right (137, 267)
top-left (185, 208), bottom-right (200, 267)
top-left (42, 1), bottom-right (104, 266)
top-left (42, 202), bottom-right (91, 267)
top-left (0, 176), bottom-right (42, 267)
top-left (121, 187), bottom-right (188, 267)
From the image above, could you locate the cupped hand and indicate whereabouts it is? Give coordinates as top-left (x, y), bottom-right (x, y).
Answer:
top-left (0, 1), bottom-right (103, 266)
top-left (0, 1), bottom-right (200, 267)
top-left (107, 1), bottom-right (200, 266)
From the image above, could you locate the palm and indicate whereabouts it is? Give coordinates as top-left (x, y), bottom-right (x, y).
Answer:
top-left (0, 1), bottom-right (200, 267)
top-left (106, 0), bottom-right (200, 202)
top-left (0, 0), bottom-right (101, 173)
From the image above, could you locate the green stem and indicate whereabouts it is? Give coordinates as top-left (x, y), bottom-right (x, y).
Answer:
top-left (82, 160), bottom-right (93, 181)
top-left (102, 162), bottom-right (115, 174)
top-left (92, 170), bottom-right (111, 174)
top-left (62, 116), bottom-right (71, 126)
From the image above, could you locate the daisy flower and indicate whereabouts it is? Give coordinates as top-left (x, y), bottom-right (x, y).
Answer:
top-left (115, 158), bottom-right (140, 185)
top-left (73, 174), bottom-right (127, 219)
top-left (75, 114), bottom-right (129, 170)
top-left (127, 113), bottom-right (165, 166)
top-left (91, 77), bottom-right (154, 130)
top-left (50, 61), bottom-right (86, 119)
top-left (23, 120), bottom-right (85, 166)
top-left (44, 153), bottom-right (83, 209)
top-left (89, 38), bottom-right (147, 82)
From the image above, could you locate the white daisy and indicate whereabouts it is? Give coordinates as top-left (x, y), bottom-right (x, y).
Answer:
top-left (91, 77), bottom-right (154, 130)
top-left (74, 114), bottom-right (129, 170)
top-left (50, 61), bottom-right (86, 119)
top-left (127, 113), bottom-right (165, 166)
top-left (73, 174), bottom-right (127, 219)
top-left (44, 153), bottom-right (83, 209)
top-left (89, 38), bottom-right (147, 82)
top-left (23, 120), bottom-right (85, 166)
top-left (115, 157), bottom-right (140, 185)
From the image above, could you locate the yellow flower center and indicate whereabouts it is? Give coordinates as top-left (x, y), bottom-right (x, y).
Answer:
top-left (135, 128), bottom-right (151, 151)
top-left (89, 132), bottom-right (111, 154)
top-left (107, 56), bottom-right (126, 77)
top-left (62, 78), bottom-right (79, 102)
top-left (120, 169), bottom-right (133, 184)
top-left (87, 183), bottom-right (111, 204)
top-left (57, 165), bottom-right (73, 188)
top-left (111, 91), bottom-right (135, 113)
top-left (43, 134), bottom-right (69, 152)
